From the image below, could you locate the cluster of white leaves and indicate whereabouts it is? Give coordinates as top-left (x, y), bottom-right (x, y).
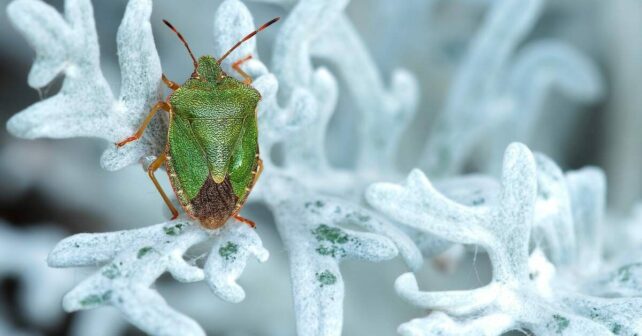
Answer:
top-left (420, 0), bottom-right (603, 177)
top-left (368, 143), bottom-right (642, 335)
top-left (5, 0), bottom-right (618, 334)
top-left (6, 1), bottom-right (265, 335)
top-left (6, 0), bottom-right (422, 334)
top-left (49, 220), bottom-right (267, 335)
top-left (0, 219), bottom-right (136, 336)
top-left (220, 0), bottom-right (423, 334)
top-left (7, 0), bottom-right (166, 171)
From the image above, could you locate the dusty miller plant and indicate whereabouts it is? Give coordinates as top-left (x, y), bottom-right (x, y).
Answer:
top-left (7, 0), bottom-right (636, 335)
top-left (420, 0), bottom-right (603, 177)
top-left (6, 0), bottom-right (420, 335)
top-left (368, 144), bottom-right (642, 335)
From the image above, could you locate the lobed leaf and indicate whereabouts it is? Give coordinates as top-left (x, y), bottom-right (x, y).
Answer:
top-left (268, 190), bottom-right (415, 336)
top-left (49, 220), bottom-right (267, 335)
top-left (7, 0), bottom-right (165, 171)
top-left (369, 143), bottom-right (642, 335)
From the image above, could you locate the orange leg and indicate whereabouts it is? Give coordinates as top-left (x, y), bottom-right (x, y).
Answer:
top-left (116, 101), bottom-right (171, 147)
top-left (162, 74), bottom-right (180, 90)
top-left (232, 55), bottom-right (253, 85)
top-left (148, 153), bottom-right (179, 220)
top-left (233, 214), bottom-right (256, 228)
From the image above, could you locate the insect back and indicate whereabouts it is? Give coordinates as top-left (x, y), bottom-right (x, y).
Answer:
top-left (115, 17), bottom-right (279, 230)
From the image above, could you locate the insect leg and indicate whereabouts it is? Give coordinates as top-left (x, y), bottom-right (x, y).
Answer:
top-left (231, 55), bottom-right (253, 85)
top-left (162, 74), bottom-right (180, 90)
top-left (115, 101), bottom-right (171, 147)
top-left (148, 153), bottom-right (179, 220)
top-left (232, 214), bottom-right (256, 228)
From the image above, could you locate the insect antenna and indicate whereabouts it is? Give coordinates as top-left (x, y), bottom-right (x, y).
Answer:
top-left (218, 17), bottom-right (280, 63)
top-left (162, 20), bottom-right (199, 74)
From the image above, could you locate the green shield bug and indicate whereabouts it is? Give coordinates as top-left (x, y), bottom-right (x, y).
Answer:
top-left (116, 17), bottom-right (279, 229)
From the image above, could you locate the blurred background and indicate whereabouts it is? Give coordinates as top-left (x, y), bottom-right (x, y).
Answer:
top-left (0, 0), bottom-right (640, 335)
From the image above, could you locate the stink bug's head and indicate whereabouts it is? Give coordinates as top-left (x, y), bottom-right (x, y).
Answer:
top-left (163, 17), bottom-right (280, 82)
top-left (196, 56), bottom-right (223, 82)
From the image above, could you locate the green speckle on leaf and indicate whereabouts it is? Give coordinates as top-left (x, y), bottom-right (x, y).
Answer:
top-left (345, 211), bottom-right (371, 222)
top-left (615, 263), bottom-right (642, 282)
top-left (312, 224), bottom-right (349, 244)
top-left (80, 290), bottom-right (112, 307)
top-left (353, 212), bottom-right (371, 222)
top-left (80, 295), bottom-right (102, 306)
top-left (219, 241), bottom-right (239, 261)
top-left (164, 223), bottom-right (185, 236)
top-left (137, 246), bottom-right (154, 259)
top-left (316, 270), bottom-right (337, 287)
top-left (101, 263), bottom-right (120, 279)
top-left (316, 245), bottom-right (347, 258)
top-left (549, 314), bottom-right (569, 334)
top-left (313, 224), bottom-right (350, 258)
top-left (304, 200), bottom-right (326, 214)
top-left (471, 197), bottom-right (485, 206)
top-left (611, 323), bottom-right (622, 334)
top-left (316, 246), bottom-right (332, 256)
top-left (619, 268), bottom-right (631, 281)
top-left (305, 200), bottom-right (325, 208)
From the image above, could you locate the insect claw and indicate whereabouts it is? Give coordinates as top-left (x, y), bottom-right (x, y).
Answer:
top-left (115, 136), bottom-right (135, 147)
top-left (233, 214), bottom-right (256, 228)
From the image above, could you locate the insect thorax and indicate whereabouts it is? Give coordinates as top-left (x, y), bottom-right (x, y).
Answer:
top-left (168, 57), bottom-right (260, 120)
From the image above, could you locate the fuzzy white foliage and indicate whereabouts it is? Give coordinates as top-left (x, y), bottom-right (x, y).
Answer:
top-left (367, 143), bottom-right (642, 335)
top-left (0, 221), bottom-right (129, 336)
top-left (531, 153), bottom-right (576, 266)
top-left (483, 41), bottom-right (604, 172)
top-left (6, 1), bottom-right (267, 334)
top-left (0, 221), bottom-right (72, 330)
top-left (5, 0), bottom-right (616, 335)
top-left (564, 167), bottom-right (606, 278)
top-left (7, 0), bottom-right (422, 335)
top-left (420, 0), bottom-right (603, 177)
top-left (310, 13), bottom-right (419, 175)
top-left (48, 220), bottom-right (267, 336)
top-left (219, 1), bottom-right (423, 334)
top-left (6, 0), bottom-right (166, 171)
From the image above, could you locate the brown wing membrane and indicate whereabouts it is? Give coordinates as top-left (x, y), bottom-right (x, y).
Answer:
top-left (190, 176), bottom-right (239, 229)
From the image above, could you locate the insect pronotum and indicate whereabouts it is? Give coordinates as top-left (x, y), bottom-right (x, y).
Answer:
top-left (116, 17), bottom-right (280, 229)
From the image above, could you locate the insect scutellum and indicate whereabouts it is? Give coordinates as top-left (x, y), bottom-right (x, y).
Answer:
top-left (115, 16), bottom-right (280, 230)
